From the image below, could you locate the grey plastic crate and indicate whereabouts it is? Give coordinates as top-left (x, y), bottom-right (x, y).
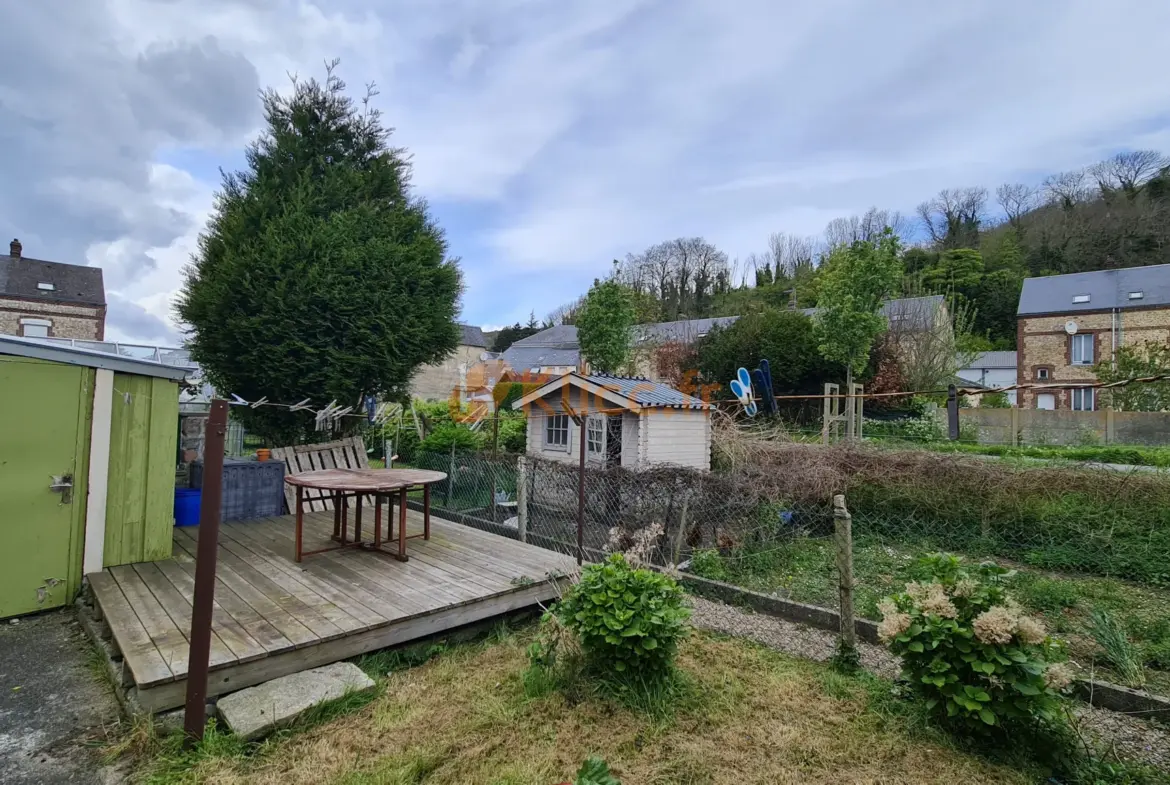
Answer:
top-left (190, 458), bottom-right (286, 522)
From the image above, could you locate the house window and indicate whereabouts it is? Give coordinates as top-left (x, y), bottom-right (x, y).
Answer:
top-left (1129, 291), bottom-right (1144, 300)
top-left (586, 416), bottom-right (604, 455)
top-left (544, 414), bottom-right (569, 450)
top-left (36, 282), bottom-right (55, 291)
top-left (1036, 367), bottom-right (1049, 380)
top-left (1070, 334), bottom-right (1094, 365)
top-left (1036, 393), bottom-right (1056, 410)
top-left (1072, 294), bottom-right (1091, 304)
top-left (19, 318), bottom-right (51, 338)
top-left (1071, 387), bottom-right (1095, 411)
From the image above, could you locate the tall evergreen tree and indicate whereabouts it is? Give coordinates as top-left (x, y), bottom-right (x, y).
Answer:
top-left (177, 62), bottom-right (462, 443)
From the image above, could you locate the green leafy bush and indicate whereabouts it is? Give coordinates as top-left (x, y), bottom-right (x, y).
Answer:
top-left (558, 554), bottom-right (690, 677)
top-left (878, 554), bottom-right (1072, 732)
top-left (497, 413), bottom-right (527, 452)
top-left (418, 423), bottom-right (485, 453)
top-left (572, 756), bottom-right (620, 785)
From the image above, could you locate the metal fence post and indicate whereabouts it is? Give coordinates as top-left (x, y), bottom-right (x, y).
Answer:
top-left (832, 494), bottom-right (857, 660)
top-left (577, 418), bottom-right (586, 566)
top-left (1010, 405), bottom-right (1020, 447)
top-left (183, 399), bottom-right (228, 746)
top-left (947, 384), bottom-right (960, 440)
top-left (446, 442), bottom-right (456, 508)
top-left (516, 456), bottom-right (528, 543)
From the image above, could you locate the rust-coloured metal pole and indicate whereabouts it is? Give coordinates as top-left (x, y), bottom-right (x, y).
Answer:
top-left (577, 416), bottom-right (586, 566)
top-left (183, 398), bottom-right (228, 746)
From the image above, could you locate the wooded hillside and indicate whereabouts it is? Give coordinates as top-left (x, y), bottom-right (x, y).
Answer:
top-left (547, 150), bottom-right (1170, 351)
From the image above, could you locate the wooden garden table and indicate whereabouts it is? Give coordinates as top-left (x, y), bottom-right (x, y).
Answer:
top-left (284, 468), bottom-right (447, 563)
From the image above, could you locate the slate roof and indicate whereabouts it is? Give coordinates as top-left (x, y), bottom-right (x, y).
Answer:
top-left (799, 295), bottom-right (945, 328)
top-left (966, 351), bottom-right (1017, 369)
top-left (501, 323), bottom-right (581, 369)
top-left (632, 316), bottom-right (739, 343)
top-left (584, 373), bottom-right (710, 409)
top-left (1017, 264), bottom-right (1170, 315)
top-left (0, 253), bottom-right (105, 306)
top-left (458, 324), bottom-right (487, 347)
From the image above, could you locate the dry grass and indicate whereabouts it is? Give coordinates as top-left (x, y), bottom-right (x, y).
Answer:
top-left (139, 631), bottom-right (1031, 785)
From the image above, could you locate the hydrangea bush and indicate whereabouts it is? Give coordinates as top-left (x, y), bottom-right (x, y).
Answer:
top-left (558, 554), bottom-right (690, 677)
top-left (878, 554), bottom-right (1074, 730)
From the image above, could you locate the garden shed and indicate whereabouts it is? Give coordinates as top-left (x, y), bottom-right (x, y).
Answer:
top-left (0, 334), bottom-right (187, 618)
top-left (513, 372), bottom-right (712, 471)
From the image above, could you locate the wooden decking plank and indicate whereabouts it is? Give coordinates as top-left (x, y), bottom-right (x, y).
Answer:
top-left (109, 565), bottom-right (190, 679)
top-left (171, 533), bottom-right (320, 648)
top-left (167, 543), bottom-right (295, 655)
top-left (255, 513), bottom-right (476, 608)
top-left (431, 512), bottom-right (578, 566)
top-left (412, 539), bottom-right (547, 591)
top-left (131, 562), bottom-right (237, 670)
top-left (213, 525), bottom-right (368, 634)
top-left (403, 545), bottom-right (517, 594)
top-left (220, 521), bottom-right (390, 629)
top-left (176, 527), bottom-right (348, 643)
top-left (153, 557), bottom-right (269, 663)
top-left (428, 522), bottom-right (577, 576)
top-left (88, 571), bottom-right (173, 687)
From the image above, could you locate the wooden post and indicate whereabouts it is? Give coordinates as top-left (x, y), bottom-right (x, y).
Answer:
top-left (946, 384), bottom-right (960, 440)
top-left (832, 494), bottom-right (856, 654)
top-left (516, 456), bottom-right (529, 543)
top-left (183, 399), bottom-right (228, 746)
top-left (851, 383), bottom-right (864, 442)
top-left (672, 494), bottom-right (690, 566)
top-left (822, 383), bottom-right (840, 445)
top-left (577, 417), bottom-right (586, 566)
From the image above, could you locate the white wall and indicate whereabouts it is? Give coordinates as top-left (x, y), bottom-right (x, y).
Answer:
top-left (640, 409), bottom-right (711, 470)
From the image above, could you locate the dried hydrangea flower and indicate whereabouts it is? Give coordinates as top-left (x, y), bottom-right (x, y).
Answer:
top-left (1044, 662), bottom-right (1076, 691)
top-left (917, 583), bottom-right (958, 619)
top-left (878, 612), bottom-right (912, 644)
top-left (877, 598), bottom-right (898, 618)
top-left (1015, 615), bottom-right (1047, 646)
top-left (974, 605), bottom-right (1017, 645)
top-left (952, 578), bottom-right (978, 599)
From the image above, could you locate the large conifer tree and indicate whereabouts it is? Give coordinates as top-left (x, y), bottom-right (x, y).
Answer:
top-left (178, 62), bottom-right (462, 442)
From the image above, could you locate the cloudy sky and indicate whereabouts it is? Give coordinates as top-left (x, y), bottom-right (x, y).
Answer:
top-left (3, 0), bottom-right (1169, 343)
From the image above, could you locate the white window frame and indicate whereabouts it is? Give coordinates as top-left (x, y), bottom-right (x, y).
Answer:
top-left (586, 415), bottom-right (604, 456)
top-left (1072, 294), bottom-right (1091, 304)
top-left (36, 282), bottom-right (55, 291)
top-left (1071, 387), bottom-right (1095, 412)
top-left (544, 413), bottom-right (570, 451)
top-left (1036, 367), bottom-right (1049, 380)
top-left (1070, 334), bottom-right (1094, 365)
top-left (19, 318), bottom-right (51, 338)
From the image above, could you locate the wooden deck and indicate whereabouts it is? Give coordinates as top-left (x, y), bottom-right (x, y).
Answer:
top-left (85, 509), bottom-right (577, 712)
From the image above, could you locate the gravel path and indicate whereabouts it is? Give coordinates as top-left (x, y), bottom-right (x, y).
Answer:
top-left (686, 595), bottom-right (1170, 772)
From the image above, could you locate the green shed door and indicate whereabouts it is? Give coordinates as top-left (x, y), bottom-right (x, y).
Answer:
top-left (0, 358), bottom-right (92, 618)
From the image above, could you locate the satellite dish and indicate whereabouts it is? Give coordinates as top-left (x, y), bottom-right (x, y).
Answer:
top-left (1065, 321), bottom-right (1079, 335)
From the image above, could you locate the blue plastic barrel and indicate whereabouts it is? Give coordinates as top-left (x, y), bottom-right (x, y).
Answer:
top-left (174, 488), bottom-right (202, 526)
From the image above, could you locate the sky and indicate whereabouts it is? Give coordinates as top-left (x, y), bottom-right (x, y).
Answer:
top-left (3, 0), bottom-right (1170, 344)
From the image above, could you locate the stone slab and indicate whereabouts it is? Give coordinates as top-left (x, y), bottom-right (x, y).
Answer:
top-left (216, 662), bottom-right (374, 741)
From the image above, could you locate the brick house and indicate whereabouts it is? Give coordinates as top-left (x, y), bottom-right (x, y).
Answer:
top-left (409, 324), bottom-right (490, 400)
top-left (0, 239), bottom-right (106, 340)
top-left (1017, 264), bottom-right (1170, 410)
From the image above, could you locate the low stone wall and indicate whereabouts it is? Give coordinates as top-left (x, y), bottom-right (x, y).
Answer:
top-left (961, 407), bottom-right (1170, 447)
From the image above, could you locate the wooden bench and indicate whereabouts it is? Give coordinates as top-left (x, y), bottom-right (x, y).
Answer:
top-left (270, 436), bottom-right (370, 513)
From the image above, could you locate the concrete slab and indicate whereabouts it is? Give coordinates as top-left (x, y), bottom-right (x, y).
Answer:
top-left (0, 610), bottom-right (121, 785)
top-left (216, 662), bottom-right (375, 741)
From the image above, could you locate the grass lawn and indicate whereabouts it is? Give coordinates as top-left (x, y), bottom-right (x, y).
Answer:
top-left (878, 439), bottom-right (1170, 468)
top-left (123, 629), bottom-right (1033, 785)
top-left (689, 537), bottom-right (1170, 696)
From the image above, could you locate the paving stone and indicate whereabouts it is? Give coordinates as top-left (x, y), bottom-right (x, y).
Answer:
top-left (216, 663), bottom-right (374, 741)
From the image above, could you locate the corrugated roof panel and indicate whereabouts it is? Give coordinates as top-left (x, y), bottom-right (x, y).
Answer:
top-left (584, 373), bottom-right (709, 409)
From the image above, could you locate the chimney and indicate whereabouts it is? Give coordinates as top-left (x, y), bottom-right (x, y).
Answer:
top-left (9, 238), bottom-right (21, 259)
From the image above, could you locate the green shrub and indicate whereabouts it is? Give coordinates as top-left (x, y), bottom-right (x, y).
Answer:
top-left (418, 423), bottom-right (485, 453)
top-left (980, 391), bottom-right (1010, 408)
top-left (878, 554), bottom-right (1072, 732)
top-left (573, 756), bottom-right (620, 785)
top-left (558, 554), bottom-right (690, 677)
top-left (497, 413), bottom-right (527, 452)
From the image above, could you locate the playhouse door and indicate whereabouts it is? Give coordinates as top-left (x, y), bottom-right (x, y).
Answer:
top-left (0, 358), bottom-right (91, 618)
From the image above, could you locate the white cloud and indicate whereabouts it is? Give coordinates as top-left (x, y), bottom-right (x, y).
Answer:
top-left (4, 0), bottom-right (1170, 341)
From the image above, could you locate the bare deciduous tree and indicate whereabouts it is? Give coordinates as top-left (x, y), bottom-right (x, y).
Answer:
top-left (823, 207), bottom-right (909, 250)
top-left (616, 237), bottom-right (730, 320)
top-left (1042, 169), bottom-right (1091, 210)
top-left (1090, 150), bottom-right (1170, 201)
top-left (995, 183), bottom-right (1038, 228)
top-left (916, 187), bottom-right (987, 249)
